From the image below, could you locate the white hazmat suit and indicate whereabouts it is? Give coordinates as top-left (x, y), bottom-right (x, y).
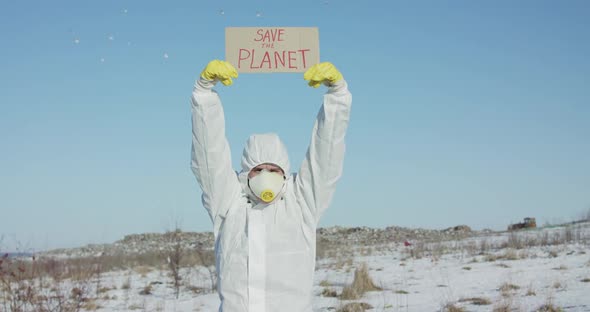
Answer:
top-left (190, 75), bottom-right (352, 312)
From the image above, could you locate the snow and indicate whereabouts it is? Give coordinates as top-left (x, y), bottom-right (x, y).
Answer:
top-left (3, 223), bottom-right (590, 311)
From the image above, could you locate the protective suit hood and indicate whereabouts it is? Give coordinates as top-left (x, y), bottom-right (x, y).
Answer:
top-left (239, 133), bottom-right (290, 203)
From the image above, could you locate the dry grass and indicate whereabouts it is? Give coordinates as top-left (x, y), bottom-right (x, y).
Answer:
top-left (337, 302), bottom-right (373, 312)
top-left (458, 297), bottom-right (492, 305)
top-left (97, 286), bottom-right (112, 294)
top-left (503, 249), bottom-right (519, 260)
top-left (1, 254), bottom-right (93, 312)
top-left (321, 288), bottom-right (338, 297)
top-left (331, 256), bottom-right (354, 271)
top-left (499, 282), bottom-right (520, 298)
top-left (505, 232), bottom-right (525, 249)
top-left (186, 285), bottom-right (207, 294)
top-left (128, 303), bottom-right (144, 310)
top-left (526, 283), bottom-right (537, 296)
top-left (484, 248), bottom-right (525, 262)
top-left (139, 284), bottom-right (152, 295)
top-left (359, 247), bottom-right (373, 257)
top-left (2, 222), bottom-right (586, 310)
top-left (536, 303), bottom-right (563, 312)
top-left (121, 277), bottom-right (131, 290)
top-left (478, 239), bottom-right (490, 254)
top-left (442, 303), bottom-right (466, 312)
top-left (537, 295), bottom-right (564, 312)
top-left (499, 283), bottom-right (520, 292)
top-left (81, 300), bottom-right (101, 311)
top-left (492, 301), bottom-right (514, 312)
top-left (496, 226), bottom-right (588, 252)
top-left (134, 266), bottom-right (152, 277)
top-left (340, 263), bottom-right (382, 300)
top-left (2, 248), bottom-right (214, 283)
top-left (0, 231), bottom-right (219, 309)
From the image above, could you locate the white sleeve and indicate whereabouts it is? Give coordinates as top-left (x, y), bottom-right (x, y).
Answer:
top-left (190, 78), bottom-right (242, 224)
top-left (294, 80), bottom-right (352, 224)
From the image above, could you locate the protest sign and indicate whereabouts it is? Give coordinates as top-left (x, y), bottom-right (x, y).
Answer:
top-left (226, 27), bottom-right (319, 73)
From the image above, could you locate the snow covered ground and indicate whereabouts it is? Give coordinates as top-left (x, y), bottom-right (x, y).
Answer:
top-left (3, 222), bottom-right (590, 311)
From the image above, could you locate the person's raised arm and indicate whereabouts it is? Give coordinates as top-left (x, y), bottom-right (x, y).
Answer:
top-left (295, 62), bottom-right (352, 224)
top-left (191, 60), bottom-right (242, 225)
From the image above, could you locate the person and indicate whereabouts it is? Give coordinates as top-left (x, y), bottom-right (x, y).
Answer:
top-left (190, 59), bottom-right (352, 311)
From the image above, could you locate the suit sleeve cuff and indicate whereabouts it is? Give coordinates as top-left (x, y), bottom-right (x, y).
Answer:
top-left (195, 77), bottom-right (217, 92)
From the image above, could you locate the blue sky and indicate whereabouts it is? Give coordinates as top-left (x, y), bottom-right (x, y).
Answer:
top-left (1, 0), bottom-right (589, 251)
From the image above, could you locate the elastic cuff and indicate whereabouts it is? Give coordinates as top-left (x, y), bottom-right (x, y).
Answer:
top-left (195, 77), bottom-right (217, 92)
top-left (327, 80), bottom-right (348, 94)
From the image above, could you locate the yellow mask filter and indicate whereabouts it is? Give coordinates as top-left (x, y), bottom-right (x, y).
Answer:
top-left (260, 190), bottom-right (275, 203)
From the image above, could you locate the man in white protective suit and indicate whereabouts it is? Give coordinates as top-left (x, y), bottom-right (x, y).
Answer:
top-left (190, 59), bottom-right (352, 312)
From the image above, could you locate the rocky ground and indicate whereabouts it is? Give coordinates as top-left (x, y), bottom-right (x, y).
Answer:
top-left (42, 224), bottom-right (478, 258)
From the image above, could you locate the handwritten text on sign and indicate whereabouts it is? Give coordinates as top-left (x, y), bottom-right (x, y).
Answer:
top-left (226, 27), bottom-right (319, 73)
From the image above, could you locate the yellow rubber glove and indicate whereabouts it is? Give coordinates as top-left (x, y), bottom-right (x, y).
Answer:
top-left (303, 62), bottom-right (343, 88)
top-left (200, 60), bottom-right (238, 86)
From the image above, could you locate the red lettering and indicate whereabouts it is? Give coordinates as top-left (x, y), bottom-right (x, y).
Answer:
top-left (236, 48), bottom-right (313, 70)
top-left (238, 49), bottom-right (251, 68)
top-left (260, 51), bottom-right (271, 68)
top-left (274, 51), bottom-right (286, 67)
top-left (254, 29), bottom-right (264, 42)
top-left (270, 29), bottom-right (278, 41)
top-left (288, 51), bottom-right (297, 69)
top-left (278, 29), bottom-right (285, 41)
top-left (250, 49), bottom-right (260, 68)
top-left (298, 49), bottom-right (310, 68)
top-left (253, 28), bottom-right (285, 43)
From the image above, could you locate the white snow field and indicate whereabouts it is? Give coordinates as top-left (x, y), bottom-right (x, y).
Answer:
top-left (2, 222), bottom-right (589, 311)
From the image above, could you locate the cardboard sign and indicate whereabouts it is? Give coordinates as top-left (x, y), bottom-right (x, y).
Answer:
top-left (226, 27), bottom-right (319, 73)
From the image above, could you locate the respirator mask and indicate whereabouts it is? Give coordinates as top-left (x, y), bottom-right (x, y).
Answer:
top-left (248, 169), bottom-right (285, 203)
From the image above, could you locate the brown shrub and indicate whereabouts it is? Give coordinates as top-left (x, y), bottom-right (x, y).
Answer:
top-left (340, 263), bottom-right (381, 300)
top-left (458, 297), bottom-right (492, 305)
top-left (499, 282), bottom-right (520, 297)
top-left (493, 301), bottom-right (513, 312)
top-left (0, 255), bottom-right (91, 312)
top-left (321, 288), bottom-right (338, 297)
top-left (139, 284), bottom-right (152, 295)
top-left (505, 232), bottom-right (525, 249)
top-left (499, 283), bottom-right (520, 292)
top-left (337, 302), bottom-right (373, 312)
top-left (537, 303), bottom-right (563, 312)
top-left (443, 303), bottom-right (466, 312)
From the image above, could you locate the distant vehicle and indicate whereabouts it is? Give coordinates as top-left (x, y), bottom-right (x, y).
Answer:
top-left (508, 217), bottom-right (537, 231)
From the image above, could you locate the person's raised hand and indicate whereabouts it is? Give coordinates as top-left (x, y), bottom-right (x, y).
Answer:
top-left (303, 62), bottom-right (343, 88)
top-left (200, 60), bottom-right (238, 86)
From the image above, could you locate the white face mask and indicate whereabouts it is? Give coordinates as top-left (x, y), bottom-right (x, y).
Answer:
top-left (248, 170), bottom-right (285, 203)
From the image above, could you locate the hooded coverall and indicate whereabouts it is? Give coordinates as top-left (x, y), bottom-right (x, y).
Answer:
top-left (190, 77), bottom-right (352, 312)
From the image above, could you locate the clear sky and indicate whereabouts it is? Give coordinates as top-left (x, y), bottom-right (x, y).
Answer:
top-left (1, 0), bottom-right (589, 251)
